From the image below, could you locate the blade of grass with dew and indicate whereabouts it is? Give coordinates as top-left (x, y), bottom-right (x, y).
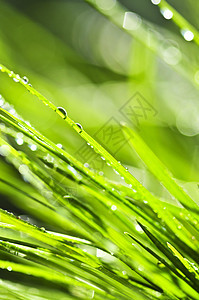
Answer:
top-left (0, 101), bottom-right (174, 240)
top-left (0, 100), bottom-right (197, 262)
top-left (84, 0), bottom-right (199, 89)
top-left (0, 240), bottom-right (133, 299)
top-left (156, 0), bottom-right (199, 46)
top-left (137, 221), bottom-right (199, 294)
top-left (1, 67), bottom-right (190, 245)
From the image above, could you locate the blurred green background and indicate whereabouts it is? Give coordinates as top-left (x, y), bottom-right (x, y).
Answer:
top-left (1, 0), bottom-right (199, 216)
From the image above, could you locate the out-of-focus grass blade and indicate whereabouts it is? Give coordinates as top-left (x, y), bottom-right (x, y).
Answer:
top-left (122, 125), bottom-right (199, 212)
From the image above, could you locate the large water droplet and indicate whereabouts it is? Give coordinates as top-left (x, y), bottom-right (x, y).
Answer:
top-left (181, 29), bottom-right (194, 41)
top-left (76, 123), bottom-right (83, 133)
top-left (57, 107), bottom-right (67, 119)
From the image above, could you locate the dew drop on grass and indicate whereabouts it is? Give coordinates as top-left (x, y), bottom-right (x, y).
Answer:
top-left (57, 107), bottom-right (67, 119)
top-left (13, 74), bottom-right (20, 82)
top-left (84, 163), bottom-right (89, 168)
top-left (135, 224), bottom-right (143, 233)
top-left (15, 138), bottom-right (24, 145)
top-left (7, 266), bottom-right (12, 271)
top-left (76, 123), bottom-right (83, 133)
top-left (22, 76), bottom-right (29, 84)
top-left (8, 71), bottom-right (13, 77)
top-left (29, 144), bottom-right (37, 151)
top-left (111, 205), bottom-right (117, 211)
top-left (56, 143), bottom-right (63, 149)
top-left (101, 156), bottom-right (105, 161)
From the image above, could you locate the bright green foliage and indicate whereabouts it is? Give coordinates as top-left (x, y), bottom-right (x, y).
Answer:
top-left (0, 0), bottom-right (199, 299)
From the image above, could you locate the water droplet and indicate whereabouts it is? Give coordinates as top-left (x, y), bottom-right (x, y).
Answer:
top-left (113, 169), bottom-right (119, 175)
top-left (135, 224), bottom-right (143, 233)
top-left (178, 225), bottom-right (182, 230)
top-left (13, 74), bottom-right (20, 82)
top-left (138, 265), bottom-right (144, 272)
top-left (28, 83), bottom-right (32, 87)
top-left (84, 163), bottom-right (89, 168)
top-left (22, 76), bottom-right (29, 84)
top-left (123, 11), bottom-right (142, 31)
top-left (15, 138), bottom-right (24, 145)
top-left (7, 266), bottom-right (12, 271)
top-left (57, 107), bottom-right (67, 119)
top-left (111, 205), bottom-right (117, 211)
top-left (101, 156), bottom-right (105, 161)
top-left (76, 123), bottom-right (83, 133)
top-left (143, 200), bottom-right (148, 204)
top-left (112, 188), bottom-right (115, 191)
top-left (45, 154), bottom-right (54, 163)
top-left (151, 0), bottom-right (161, 4)
top-left (99, 171), bottom-right (104, 176)
top-left (160, 8), bottom-right (173, 19)
top-left (56, 143), bottom-right (63, 149)
top-left (181, 29), bottom-right (194, 41)
top-left (8, 71), bottom-right (13, 77)
top-left (29, 144), bottom-right (37, 151)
